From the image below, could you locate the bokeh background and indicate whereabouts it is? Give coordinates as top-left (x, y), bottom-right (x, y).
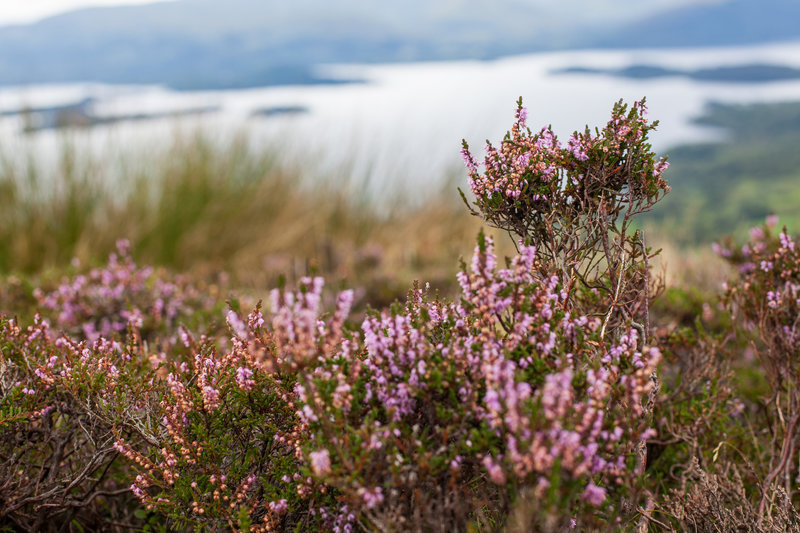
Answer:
top-left (1, 0), bottom-right (799, 302)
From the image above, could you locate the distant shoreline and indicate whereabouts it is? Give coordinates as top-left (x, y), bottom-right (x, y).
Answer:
top-left (554, 63), bottom-right (800, 84)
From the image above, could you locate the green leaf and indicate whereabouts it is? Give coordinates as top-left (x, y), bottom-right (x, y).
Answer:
top-left (237, 506), bottom-right (252, 531)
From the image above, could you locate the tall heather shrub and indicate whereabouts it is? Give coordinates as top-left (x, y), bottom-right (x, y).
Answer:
top-left (462, 99), bottom-right (669, 338)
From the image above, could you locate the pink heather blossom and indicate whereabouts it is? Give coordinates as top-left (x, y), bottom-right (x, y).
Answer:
top-left (269, 499), bottom-right (288, 515)
top-left (766, 214), bottom-right (779, 229)
top-left (248, 308), bottom-right (265, 329)
top-left (750, 226), bottom-right (765, 241)
top-left (310, 449), bottom-right (332, 476)
top-left (201, 385), bottom-right (221, 410)
top-left (461, 146), bottom-right (478, 175)
top-left (226, 310), bottom-right (248, 339)
top-left (582, 483), bottom-right (606, 506)
top-left (767, 291), bottom-right (781, 309)
top-left (654, 158), bottom-right (670, 176)
top-left (34, 239), bottom-right (204, 344)
top-left (178, 326), bottom-right (191, 347)
top-left (368, 434), bottom-right (383, 450)
top-left (567, 134), bottom-right (590, 161)
top-left (516, 105), bottom-right (528, 127)
top-left (780, 232), bottom-right (795, 251)
top-left (711, 242), bottom-right (732, 257)
top-left (300, 404), bottom-right (318, 423)
top-left (359, 487), bottom-right (384, 509)
top-left (130, 483), bottom-right (147, 501)
top-left (483, 456), bottom-right (507, 485)
top-left (236, 367), bottom-right (255, 390)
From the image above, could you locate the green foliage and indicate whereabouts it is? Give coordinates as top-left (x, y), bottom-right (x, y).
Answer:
top-left (647, 101), bottom-right (800, 244)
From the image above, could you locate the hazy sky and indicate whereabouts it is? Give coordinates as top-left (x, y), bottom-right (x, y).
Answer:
top-left (0, 0), bottom-right (175, 25)
top-left (0, 0), bottom-right (722, 26)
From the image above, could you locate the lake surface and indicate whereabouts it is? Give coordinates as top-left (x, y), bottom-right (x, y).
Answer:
top-left (2, 41), bottom-right (800, 198)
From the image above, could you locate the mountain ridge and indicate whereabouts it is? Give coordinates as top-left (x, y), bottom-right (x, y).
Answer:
top-left (596, 0), bottom-right (800, 49)
top-left (0, 0), bottom-right (796, 90)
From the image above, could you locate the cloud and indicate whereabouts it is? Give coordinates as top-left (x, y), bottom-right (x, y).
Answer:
top-left (0, 0), bottom-right (176, 25)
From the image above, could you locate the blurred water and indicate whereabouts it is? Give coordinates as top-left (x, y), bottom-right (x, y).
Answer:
top-left (3, 41), bottom-right (800, 198)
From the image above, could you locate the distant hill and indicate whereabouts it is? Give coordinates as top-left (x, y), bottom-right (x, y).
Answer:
top-left (646, 101), bottom-right (800, 244)
top-left (595, 0), bottom-right (800, 49)
top-left (0, 0), bottom-right (612, 90)
top-left (556, 64), bottom-right (800, 83)
top-left (0, 0), bottom-right (797, 90)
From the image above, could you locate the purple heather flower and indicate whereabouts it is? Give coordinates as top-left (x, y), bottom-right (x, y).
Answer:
top-left (780, 232), bottom-right (795, 251)
top-left (517, 106), bottom-right (528, 127)
top-left (711, 242), bottom-right (732, 258)
top-left (269, 499), bottom-right (288, 515)
top-left (130, 483), bottom-right (146, 501)
top-left (582, 483), bottom-right (606, 506)
top-left (749, 226), bottom-right (765, 241)
top-left (766, 214), bottom-right (779, 229)
top-left (226, 310), bottom-right (248, 339)
top-left (310, 449), bottom-right (332, 476)
top-left (359, 487), bottom-right (384, 509)
top-left (482, 456), bottom-right (507, 485)
top-left (461, 146), bottom-right (478, 174)
top-left (567, 134), bottom-right (590, 162)
top-left (767, 291), bottom-right (781, 309)
top-left (236, 367), bottom-right (255, 390)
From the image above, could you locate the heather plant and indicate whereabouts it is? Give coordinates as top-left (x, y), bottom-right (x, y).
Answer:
top-left (716, 217), bottom-right (800, 518)
top-left (662, 457), bottom-right (800, 533)
top-left (113, 279), bottom-right (354, 532)
top-left (33, 239), bottom-right (213, 344)
top-left (644, 321), bottom-right (752, 530)
top-left (649, 217), bottom-right (800, 531)
top-left (462, 99), bottom-right (669, 342)
top-left (0, 314), bottom-right (155, 531)
top-left (296, 235), bottom-right (661, 531)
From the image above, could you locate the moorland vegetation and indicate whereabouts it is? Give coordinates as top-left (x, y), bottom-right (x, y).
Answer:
top-left (1, 99), bottom-right (800, 532)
